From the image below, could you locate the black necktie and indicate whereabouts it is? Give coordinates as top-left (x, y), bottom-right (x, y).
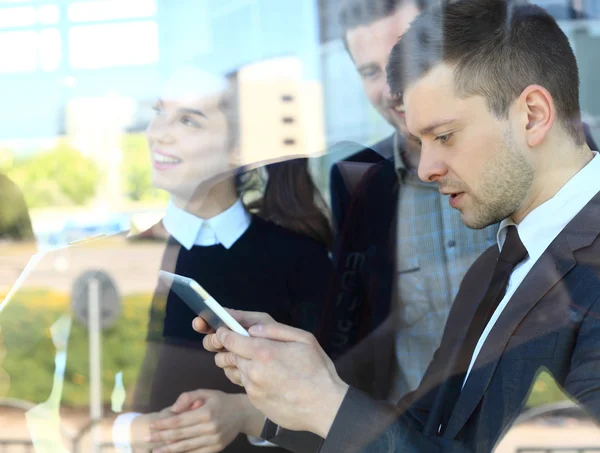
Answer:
top-left (439, 225), bottom-right (528, 433)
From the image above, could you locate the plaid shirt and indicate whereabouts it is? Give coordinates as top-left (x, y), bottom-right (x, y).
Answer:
top-left (388, 134), bottom-right (499, 401)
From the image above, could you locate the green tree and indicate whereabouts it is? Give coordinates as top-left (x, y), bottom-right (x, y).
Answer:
top-left (9, 144), bottom-right (100, 208)
top-left (121, 133), bottom-right (167, 202)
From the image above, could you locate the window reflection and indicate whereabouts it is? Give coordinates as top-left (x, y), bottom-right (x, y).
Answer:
top-left (69, 21), bottom-right (159, 69)
top-left (0, 0), bottom-right (599, 451)
top-left (0, 30), bottom-right (37, 73)
top-left (67, 0), bottom-right (156, 23)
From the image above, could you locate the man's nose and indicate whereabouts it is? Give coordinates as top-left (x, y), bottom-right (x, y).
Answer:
top-left (417, 145), bottom-right (448, 183)
top-left (380, 82), bottom-right (394, 104)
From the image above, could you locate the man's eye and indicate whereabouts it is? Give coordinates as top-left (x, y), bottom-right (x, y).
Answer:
top-left (360, 69), bottom-right (379, 79)
top-left (436, 133), bottom-right (454, 144)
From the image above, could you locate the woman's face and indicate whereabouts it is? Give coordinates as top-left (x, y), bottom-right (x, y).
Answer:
top-left (146, 69), bottom-right (235, 201)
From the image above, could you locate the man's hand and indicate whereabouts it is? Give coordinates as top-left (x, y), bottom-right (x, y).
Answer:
top-left (148, 390), bottom-right (264, 453)
top-left (193, 310), bottom-right (349, 438)
top-left (192, 309), bottom-right (275, 340)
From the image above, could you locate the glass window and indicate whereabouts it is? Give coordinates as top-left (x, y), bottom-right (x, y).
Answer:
top-left (0, 3), bottom-right (599, 453)
top-left (0, 6), bottom-right (36, 28)
top-left (68, 21), bottom-right (158, 69)
top-left (0, 30), bottom-right (37, 72)
top-left (68, 0), bottom-right (156, 23)
top-left (38, 28), bottom-right (60, 71)
top-left (37, 4), bottom-right (59, 25)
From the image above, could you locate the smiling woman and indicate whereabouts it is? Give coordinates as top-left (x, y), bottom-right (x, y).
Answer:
top-left (146, 67), bottom-right (232, 204)
top-left (113, 62), bottom-right (336, 453)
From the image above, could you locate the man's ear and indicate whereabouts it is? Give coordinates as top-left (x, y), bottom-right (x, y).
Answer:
top-left (518, 84), bottom-right (556, 147)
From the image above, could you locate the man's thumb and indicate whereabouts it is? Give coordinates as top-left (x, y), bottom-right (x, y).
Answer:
top-left (248, 322), bottom-right (313, 344)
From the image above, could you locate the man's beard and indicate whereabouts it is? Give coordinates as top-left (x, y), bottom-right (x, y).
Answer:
top-left (461, 129), bottom-right (534, 229)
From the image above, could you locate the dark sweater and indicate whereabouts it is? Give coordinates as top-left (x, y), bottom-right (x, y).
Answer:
top-left (155, 215), bottom-right (332, 344)
top-left (140, 216), bottom-right (332, 452)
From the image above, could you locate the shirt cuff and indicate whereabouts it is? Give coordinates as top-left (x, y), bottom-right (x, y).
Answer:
top-left (112, 412), bottom-right (142, 452)
top-left (247, 435), bottom-right (278, 447)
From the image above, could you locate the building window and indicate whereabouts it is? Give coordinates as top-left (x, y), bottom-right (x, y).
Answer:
top-left (0, 30), bottom-right (37, 72)
top-left (39, 28), bottom-right (61, 71)
top-left (0, 0), bottom-right (158, 73)
top-left (67, 0), bottom-right (156, 23)
top-left (69, 21), bottom-right (158, 69)
top-left (0, 6), bottom-right (36, 28)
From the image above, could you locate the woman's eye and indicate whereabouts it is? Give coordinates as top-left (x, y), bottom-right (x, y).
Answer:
top-left (181, 116), bottom-right (200, 127)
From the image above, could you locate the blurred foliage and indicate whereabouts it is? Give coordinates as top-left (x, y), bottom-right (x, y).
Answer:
top-left (525, 369), bottom-right (569, 408)
top-left (121, 134), bottom-right (168, 203)
top-left (8, 143), bottom-right (100, 208)
top-left (3, 133), bottom-right (168, 210)
top-left (0, 173), bottom-right (35, 241)
top-left (0, 289), bottom-right (153, 408)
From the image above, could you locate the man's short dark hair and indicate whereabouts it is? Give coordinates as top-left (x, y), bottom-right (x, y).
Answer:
top-left (338, 0), bottom-right (427, 52)
top-left (386, 0), bottom-right (585, 146)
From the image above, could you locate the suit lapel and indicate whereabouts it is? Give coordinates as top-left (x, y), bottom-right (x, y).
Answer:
top-left (422, 247), bottom-right (498, 434)
top-left (443, 191), bottom-right (600, 438)
top-left (443, 235), bottom-right (575, 438)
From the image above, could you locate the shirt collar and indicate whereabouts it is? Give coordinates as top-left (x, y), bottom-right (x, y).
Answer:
top-left (393, 132), bottom-right (405, 172)
top-left (163, 198), bottom-right (251, 251)
top-left (497, 151), bottom-right (600, 260)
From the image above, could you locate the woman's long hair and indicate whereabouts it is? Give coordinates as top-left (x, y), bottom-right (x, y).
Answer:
top-left (238, 160), bottom-right (333, 250)
top-left (220, 69), bottom-right (333, 250)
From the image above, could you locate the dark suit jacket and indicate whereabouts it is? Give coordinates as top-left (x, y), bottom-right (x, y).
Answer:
top-left (266, 190), bottom-right (600, 453)
top-left (322, 191), bottom-right (600, 452)
top-left (325, 126), bottom-right (598, 399)
top-left (262, 132), bottom-right (600, 453)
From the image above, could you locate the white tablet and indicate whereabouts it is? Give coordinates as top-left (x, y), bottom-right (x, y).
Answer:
top-left (158, 270), bottom-right (249, 336)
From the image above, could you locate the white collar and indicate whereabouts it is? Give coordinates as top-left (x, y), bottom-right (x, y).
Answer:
top-left (497, 151), bottom-right (600, 261)
top-left (163, 199), bottom-right (251, 251)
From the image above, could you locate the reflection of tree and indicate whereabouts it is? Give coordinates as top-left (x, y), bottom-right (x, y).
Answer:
top-left (5, 133), bottom-right (166, 210)
top-left (0, 173), bottom-right (35, 241)
top-left (121, 133), bottom-right (167, 202)
top-left (0, 289), bottom-right (152, 406)
top-left (9, 144), bottom-right (100, 208)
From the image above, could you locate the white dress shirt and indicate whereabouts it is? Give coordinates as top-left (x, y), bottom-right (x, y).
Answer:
top-left (463, 152), bottom-right (600, 386)
top-left (162, 198), bottom-right (251, 250)
top-left (113, 198), bottom-right (251, 451)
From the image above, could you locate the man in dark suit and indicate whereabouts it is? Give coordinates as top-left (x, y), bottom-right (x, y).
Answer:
top-left (324, 0), bottom-right (599, 403)
top-left (194, 1), bottom-right (600, 452)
